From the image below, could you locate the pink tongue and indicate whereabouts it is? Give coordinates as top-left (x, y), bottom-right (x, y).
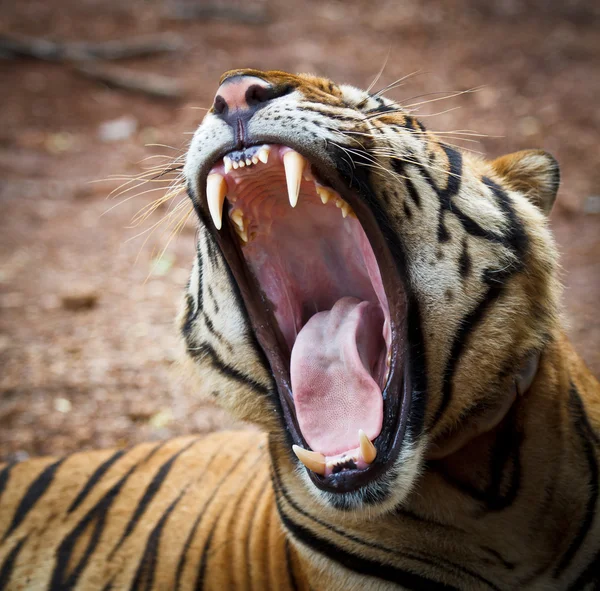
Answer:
top-left (290, 297), bottom-right (385, 456)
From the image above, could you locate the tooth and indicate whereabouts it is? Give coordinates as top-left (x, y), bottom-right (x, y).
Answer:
top-left (335, 197), bottom-right (343, 208)
top-left (232, 160), bottom-right (239, 170)
top-left (283, 151), bottom-right (306, 208)
top-left (230, 208), bottom-right (245, 231)
top-left (251, 156), bottom-right (259, 165)
top-left (315, 185), bottom-right (331, 204)
top-left (358, 430), bottom-right (377, 464)
top-left (238, 160), bottom-right (245, 168)
top-left (245, 158), bottom-right (252, 166)
top-left (292, 445), bottom-right (326, 475)
top-left (257, 147), bottom-right (270, 164)
top-left (206, 174), bottom-right (227, 230)
top-left (224, 157), bottom-right (232, 174)
top-left (341, 203), bottom-right (351, 218)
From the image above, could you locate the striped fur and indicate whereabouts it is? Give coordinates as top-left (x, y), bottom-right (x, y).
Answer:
top-left (1, 70), bottom-right (599, 589)
top-left (0, 432), bottom-right (308, 590)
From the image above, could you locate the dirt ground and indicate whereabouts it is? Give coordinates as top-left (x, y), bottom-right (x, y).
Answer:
top-left (0, 0), bottom-right (598, 461)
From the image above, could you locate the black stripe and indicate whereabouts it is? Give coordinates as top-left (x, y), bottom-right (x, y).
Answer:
top-left (458, 238), bottom-right (472, 279)
top-left (431, 279), bottom-right (504, 428)
top-left (244, 475), bottom-right (267, 582)
top-left (567, 547), bottom-right (600, 590)
top-left (0, 462), bottom-right (15, 502)
top-left (204, 233), bottom-right (220, 268)
top-left (276, 500), bottom-right (458, 591)
top-left (206, 284), bottom-right (220, 314)
top-left (390, 159), bottom-right (421, 208)
top-left (195, 453), bottom-right (267, 591)
top-left (285, 538), bottom-right (301, 591)
top-left (553, 385), bottom-right (599, 578)
top-left (434, 395), bottom-right (522, 513)
top-left (129, 488), bottom-right (187, 591)
top-left (49, 462), bottom-right (140, 591)
top-left (272, 466), bottom-right (500, 590)
top-left (2, 457), bottom-right (64, 541)
top-left (481, 177), bottom-right (529, 259)
top-left (109, 440), bottom-right (197, 558)
top-left (184, 340), bottom-right (269, 396)
top-left (0, 535), bottom-right (27, 591)
top-left (68, 449), bottom-right (126, 513)
top-left (200, 310), bottom-right (234, 353)
top-left (194, 517), bottom-right (218, 591)
top-left (175, 448), bottom-right (258, 590)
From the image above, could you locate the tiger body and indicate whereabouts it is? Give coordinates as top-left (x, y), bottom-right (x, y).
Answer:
top-left (0, 432), bottom-right (308, 591)
top-left (1, 69), bottom-right (599, 590)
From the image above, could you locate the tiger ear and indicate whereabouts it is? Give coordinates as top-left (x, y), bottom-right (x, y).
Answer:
top-left (490, 150), bottom-right (560, 216)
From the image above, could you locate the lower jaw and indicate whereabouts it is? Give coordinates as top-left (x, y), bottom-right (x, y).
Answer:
top-left (297, 360), bottom-right (410, 495)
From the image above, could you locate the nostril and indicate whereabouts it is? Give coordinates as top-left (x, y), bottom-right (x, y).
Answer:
top-left (213, 95), bottom-right (227, 115)
top-left (245, 85), bottom-right (272, 106)
top-left (245, 83), bottom-right (293, 106)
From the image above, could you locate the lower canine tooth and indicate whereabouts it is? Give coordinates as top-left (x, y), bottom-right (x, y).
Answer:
top-left (358, 429), bottom-right (377, 464)
top-left (292, 445), bottom-right (326, 475)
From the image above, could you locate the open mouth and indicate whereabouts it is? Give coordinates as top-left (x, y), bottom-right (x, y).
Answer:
top-left (202, 143), bottom-right (409, 494)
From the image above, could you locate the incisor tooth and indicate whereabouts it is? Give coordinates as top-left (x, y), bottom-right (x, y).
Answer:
top-left (238, 160), bottom-right (245, 168)
top-left (232, 160), bottom-right (239, 170)
top-left (257, 147), bottom-right (269, 164)
top-left (245, 158), bottom-right (252, 166)
top-left (292, 445), bottom-right (326, 475)
top-left (283, 151), bottom-right (306, 208)
top-left (251, 156), bottom-right (259, 165)
top-left (358, 430), bottom-right (377, 464)
top-left (206, 174), bottom-right (227, 230)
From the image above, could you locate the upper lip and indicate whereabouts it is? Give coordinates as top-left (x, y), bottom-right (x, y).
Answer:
top-left (198, 139), bottom-right (410, 494)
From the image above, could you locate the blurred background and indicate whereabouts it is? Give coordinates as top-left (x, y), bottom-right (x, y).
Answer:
top-left (0, 0), bottom-right (598, 461)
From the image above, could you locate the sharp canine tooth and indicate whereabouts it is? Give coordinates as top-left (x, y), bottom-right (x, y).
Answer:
top-left (358, 430), bottom-right (377, 464)
top-left (283, 151), bottom-right (306, 208)
top-left (292, 445), bottom-right (326, 475)
top-left (246, 158), bottom-right (252, 166)
top-left (206, 174), bottom-right (227, 230)
top-left (257, 147), bottom-right (269, 164)
top-left (223, 157), bottom-right (232, 174)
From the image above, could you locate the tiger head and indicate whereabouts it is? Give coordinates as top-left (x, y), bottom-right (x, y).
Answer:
top-left (180, 69), bottom-right (560, 515)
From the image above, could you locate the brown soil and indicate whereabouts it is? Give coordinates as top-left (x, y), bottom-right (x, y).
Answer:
top-left (1, 0), bottom-right (598, 461)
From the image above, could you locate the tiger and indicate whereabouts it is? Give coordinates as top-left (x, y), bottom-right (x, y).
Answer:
top-left (1, 69), bottom-right (599, 590)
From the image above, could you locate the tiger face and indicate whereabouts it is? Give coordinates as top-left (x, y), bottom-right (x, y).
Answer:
top-left (181, 69), bottom-right (560, 514)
